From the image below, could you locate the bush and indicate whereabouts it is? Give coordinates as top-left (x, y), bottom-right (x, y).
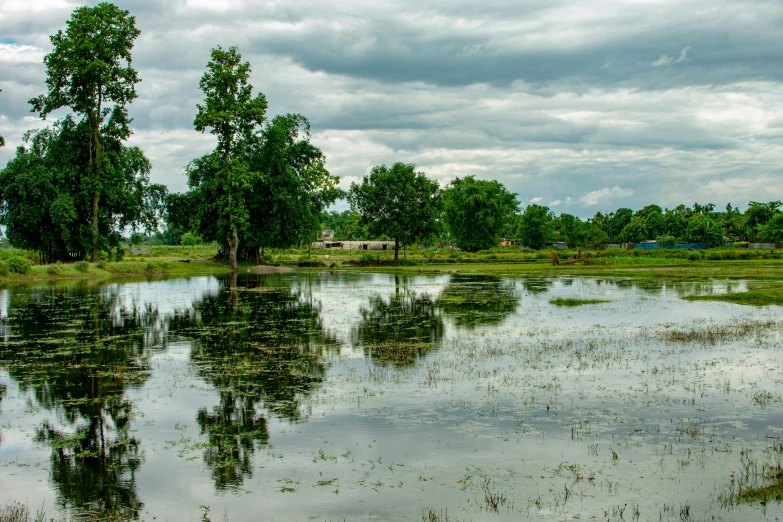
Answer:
top-left (113, 246), bottom-right (125, 262)
top-left (46, 264), bottom-right (61, 275)
top-left (733, 241), bottom-right (749, 248)
top-left (0, 260), bottom-right (8, 277)
top-left (145, 262), bottom-right (156, 272)
top-left (8, 256), bottom-right (33, 274)
top-left (75, 261), bottom-right (90, 273)
top-left (96, 260), bottom-right (107, 269)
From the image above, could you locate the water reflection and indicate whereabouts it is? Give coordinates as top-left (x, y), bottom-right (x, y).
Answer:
top-left (438, 275), bottom-right (520, 328)
top-left (353, 276), bottom-right (443, 367)
top-left (170, 275), bottom-right (336, 490)
top-left (0, 287), bottom-right (160, 520)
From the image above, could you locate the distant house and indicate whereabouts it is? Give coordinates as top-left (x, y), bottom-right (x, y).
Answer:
top-left (321, 230), bottom-right (335, 241)
top-left (500, 238), bottom-right (519, 247)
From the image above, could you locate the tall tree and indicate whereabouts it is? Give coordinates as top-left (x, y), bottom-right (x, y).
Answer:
top-left (194, 46), bottom-right (268, 270)
top-left (349, 163), bottom-right (441, 262)
top-left (29, 3), bottom-right (141, 262)
top-left (442, 176), bottom-right (519, 252)
top-left (0, 117), bottom-right (164, 262)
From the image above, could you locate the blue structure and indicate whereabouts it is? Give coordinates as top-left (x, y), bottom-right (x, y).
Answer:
top-left (634, 242), bottom-right (708, 250)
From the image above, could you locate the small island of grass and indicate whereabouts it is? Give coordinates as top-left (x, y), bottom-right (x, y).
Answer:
top-left (683, 291), bottom-right (783, 306)
top-left (549, 298), bottom-right (610, 307)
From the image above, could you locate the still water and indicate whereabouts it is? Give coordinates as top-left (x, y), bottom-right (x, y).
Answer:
top-left (0, 272), bottom-right (781, 521)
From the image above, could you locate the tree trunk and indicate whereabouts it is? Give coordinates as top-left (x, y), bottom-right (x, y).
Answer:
top-left (394, 238), bottom-right (399, 262)
top-left (228, 226), bottom-right (239, 271)
top-left (90, 110), bottom-right (101, 262)
top-left (91, 190), bottom-right (100, 262)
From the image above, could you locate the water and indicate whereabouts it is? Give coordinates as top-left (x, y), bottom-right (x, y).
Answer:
top-left (0, 272), bottom-right (781, 521)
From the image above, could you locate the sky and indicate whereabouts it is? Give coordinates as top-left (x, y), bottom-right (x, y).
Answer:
top-left (1, 0), bottom-right (782, 217)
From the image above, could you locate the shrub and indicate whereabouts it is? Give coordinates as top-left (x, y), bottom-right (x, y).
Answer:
top-left (733, 241), bottom-right (749, 249)
top-left (96, 260), bottom-right (107, 269)
top-left (46, 264), bottom-right (61, 275)
top-left (687, 252), bottom-right (701, 261)
top-left (75, 261), bottom-right (90, 273)
top-left (656, 235), bottom-right (677, 248)
top-left (145, 262), bottom-right (156, 272)
top-left (8, 256), bottom-right (33, 274)
top-left (113, 246), bottom-right (125, 262)
top-left (0, 260), bottom-right (8, 277)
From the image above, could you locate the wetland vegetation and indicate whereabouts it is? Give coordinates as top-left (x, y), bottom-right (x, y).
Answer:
top-left (1, 271), bottom-right (782, 521)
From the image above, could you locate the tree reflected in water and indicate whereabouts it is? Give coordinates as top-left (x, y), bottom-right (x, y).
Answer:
top-left (0, 286), bottom-right (162, 520)
top-left (353, 276), bottom-right (444, 367)
top-left (170, 274), bottom-right (336, 490)
top-left (438, 275), bottom-right (520, 328)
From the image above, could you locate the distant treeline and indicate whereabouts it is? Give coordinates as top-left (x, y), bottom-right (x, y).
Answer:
top-left (322, 200), bottom-right (783, 252)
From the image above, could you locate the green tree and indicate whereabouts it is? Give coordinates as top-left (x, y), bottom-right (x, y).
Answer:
top-left (348, 163), bottom-right (441, 262)
top-left (556, 213), bottom-right (589, 248)
top-left (181, 231), bottom-right (200, 250)
top-left (744, 201), bottom-right (782, 241)
top-left (442, 176), bottom-right (518, 252)
top-left (620, 216), bottom-right (648, 243)
top-left (0, 117), bottom-right (164, 262)
top-left (756, 213), bottom-right (783, 243)
top-left (193, 46), bottom-right (268, 270)
top-left (608, 208), bottom-right (633, 243)
top-left (29, 2), bottom-right (141, 262)
top-left (517, 204), bottom-right (553, 249)
top-left (244, 114), bottom-right (342, 257)
top-left (685, 214), bottom-right (723, 245)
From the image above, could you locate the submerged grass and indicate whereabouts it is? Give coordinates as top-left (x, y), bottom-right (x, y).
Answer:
top-left (683, 290), bottom-right (783, 306)
top-left (549, 298), bottom-right (610, 307)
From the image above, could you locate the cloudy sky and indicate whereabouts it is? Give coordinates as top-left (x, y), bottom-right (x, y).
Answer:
top-left (1, 0), bottom-right (782, 216)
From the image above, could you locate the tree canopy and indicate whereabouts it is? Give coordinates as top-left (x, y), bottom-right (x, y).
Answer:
top-left (442, 176), bottom-right (518, 252)
top-left (348, 163), bottom-right (441, 261)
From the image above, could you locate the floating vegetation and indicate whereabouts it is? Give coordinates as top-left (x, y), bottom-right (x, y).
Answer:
top-left (549, 298), bottom-right (610, 307)
top-left (683, 290), bottom-right (783, 306)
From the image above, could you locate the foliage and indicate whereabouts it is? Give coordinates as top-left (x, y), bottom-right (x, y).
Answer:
top-left (193, 45), bottom-right (268, 269)
top-left (685, 214), bottom-right (723, 245)
top-left (0, 261), bottom-right (8, 277)
top-left (29, 2), bottom-right (142, 262)
top-left (620, 216), bottom-right (648, 243)
top-left (181, 232), bottom-right (200, 247)
top-left (757, 213), bottom-right (783, 243)
top-left (0, 118), bottom-right (165, 263)
top-left (348, 163), bottom-right (441, 261)
top-left (442, 176), bottom-right (518, 252)
top-left (656, 235), bottom-right (677, 248)
top-left (7, 257), bottom-right (33, 275)
top-left (517, 205), bottom-right (553, 249)
top-left (75, 260), bottom-right (90, 272)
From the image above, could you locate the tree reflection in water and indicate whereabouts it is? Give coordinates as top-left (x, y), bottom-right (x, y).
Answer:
top-left (0, 286), bottom-right (162, 520)
top-left (438, 275), bottom-right (520, 328)
top-left (353, 276), bottom-right (444, 368)
top-left (171, 274), bottom-right (337, 491)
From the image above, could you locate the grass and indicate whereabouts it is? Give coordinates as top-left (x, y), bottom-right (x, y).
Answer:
top-left (3, 244), bottom-right (783, 286)
top-left (683, 290), bottom-right (783, 306)
top-left (549, 298), bottom-right (610, 307)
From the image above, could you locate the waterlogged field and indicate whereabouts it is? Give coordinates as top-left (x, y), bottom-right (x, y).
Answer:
top-left (0, 272), bottom-right (782, 522)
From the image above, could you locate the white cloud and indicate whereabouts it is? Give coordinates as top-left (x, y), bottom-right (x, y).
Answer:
top-left (652, 46), bottom-right (691, 67)
top-left (579, 186), bottom-right (635, 206)
top-left (549, 199), bottom-right (562, 207)
top-left (530, 196), bottom-right (543, 203)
